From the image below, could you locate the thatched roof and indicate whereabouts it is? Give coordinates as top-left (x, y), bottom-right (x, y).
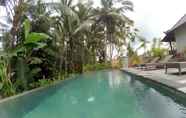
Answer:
top-left (162, 14), bottom-right (186, 42)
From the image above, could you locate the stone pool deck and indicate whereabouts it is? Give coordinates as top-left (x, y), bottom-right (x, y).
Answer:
top-left (121, 68), bottom-right (186, 94)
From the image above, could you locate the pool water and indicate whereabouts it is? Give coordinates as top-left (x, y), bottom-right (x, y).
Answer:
top-left (0, 70), bottom-right (186, 118)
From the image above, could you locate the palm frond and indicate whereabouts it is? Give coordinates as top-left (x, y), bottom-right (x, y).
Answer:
top-left (74, 20), bottom-right (95, 34)
top-left (108, 11), bottom-right (133, 25)
top-left (101, 0), bottom-right (113, 9)
top-left (53, 2), bottom-right (80, 23)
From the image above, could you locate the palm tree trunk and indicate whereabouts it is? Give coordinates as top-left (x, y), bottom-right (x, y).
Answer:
top-left (106, 22), bottom-right (113, 62)
top-left (66, 40), bottom-right (73, 73)
top-left (11, 0), bottom-right (24, 47)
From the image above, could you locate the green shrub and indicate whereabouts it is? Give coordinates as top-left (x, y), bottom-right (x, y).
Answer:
top-left (0, 59), bottom-right (16, 97)
top-left (30, 79), bottom-right (54, 88)
top-left (38, 79), bottom-right (53, 87)
top-left (151, 48), bottom-right (166, 58)
top-left (83, 63), bottom-right (112, 72)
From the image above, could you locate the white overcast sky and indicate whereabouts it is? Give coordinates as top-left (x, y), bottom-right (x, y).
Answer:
top-left (128, 0), bottom-right (186, 40)
top-left (1, 0), bottom-right (186, 40)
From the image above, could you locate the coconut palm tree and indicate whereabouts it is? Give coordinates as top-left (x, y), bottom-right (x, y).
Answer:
top-left (150, 38), bottom-right (167, 58)
top-left (92, 0), bottom-right (133, 61)
top-left (51, 0), bottom-right (95, 73)
top-left (137, 36), bottom-right (150, 56)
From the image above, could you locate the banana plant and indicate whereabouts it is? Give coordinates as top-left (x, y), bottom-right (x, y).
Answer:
top-left (15, 19), bottom-right (50, 55)
top-left (10, 19), bottom-right (50, 91)
top-left (0, 58), bottom-right (15, 97)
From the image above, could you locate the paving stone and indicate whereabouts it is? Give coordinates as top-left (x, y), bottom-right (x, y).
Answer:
top-left (121, 68), bottom-right (186, 94)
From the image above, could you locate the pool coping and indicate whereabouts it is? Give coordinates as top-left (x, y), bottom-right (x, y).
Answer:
top-left (121, 68), bottom-right (186, 99)
top-left (0, 81), bottom-right (60, 104)
top-left (0, 75), bottom-right (78, 104)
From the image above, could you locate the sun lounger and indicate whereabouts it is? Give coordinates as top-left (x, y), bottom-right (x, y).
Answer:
top-left (137, 57), bottom-right (160, 69)
top-left (136, 58), bottom-right (151, 69)
top-left (143, 55), bottom-right (173, 70)
top-left (165, 62), bottom-right (186, 75)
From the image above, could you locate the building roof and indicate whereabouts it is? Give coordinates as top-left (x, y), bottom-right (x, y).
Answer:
top-left (162, 14), bottom-right (186, 42)
top-left (162, 32), bottom-right (175, 42)
top-left (167, 14), bottom-right (186, 34)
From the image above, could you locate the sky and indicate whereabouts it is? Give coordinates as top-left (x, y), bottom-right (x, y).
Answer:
top-left (1, 0), bottom-right (186, 40)
top-left (127, 0), bottom-right (186, 40)
top-left (0, 6), bottom-right (7, 26)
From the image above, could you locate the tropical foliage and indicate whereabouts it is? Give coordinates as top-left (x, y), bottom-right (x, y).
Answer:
top-left (150, 38), bottom-right (168, 58)
top-left (0, 0), bottom-right (136, 97)
top-left (127, 36), bottom-right (168, 66)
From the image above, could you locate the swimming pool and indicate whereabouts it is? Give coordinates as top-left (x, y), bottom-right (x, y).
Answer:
top-left (0, 70), bottom-right (186, 118)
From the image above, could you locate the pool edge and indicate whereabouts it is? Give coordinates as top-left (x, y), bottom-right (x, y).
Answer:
top-left (0, 76), bottom-right (77, 104)
top-left (120, 68), bottom-right (186, 100)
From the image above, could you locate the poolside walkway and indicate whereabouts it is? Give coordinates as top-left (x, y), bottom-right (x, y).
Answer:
top-left (121, 68), bottom-right (186, 94)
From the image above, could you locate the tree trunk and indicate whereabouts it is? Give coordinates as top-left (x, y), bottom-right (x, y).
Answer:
top-left (11, 0), bottom-right (24, 48)
top-left (66, 40), bottom-right (73, 73)
top-left (106, 23), bottom-right (113, 62)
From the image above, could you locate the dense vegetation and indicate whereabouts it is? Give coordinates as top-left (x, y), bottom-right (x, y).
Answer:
top-left (0, 0), bottom-right (136, 97)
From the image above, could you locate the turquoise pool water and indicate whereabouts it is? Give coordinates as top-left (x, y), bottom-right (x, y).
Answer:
top-left (0, 70), bottom-right (186, 118)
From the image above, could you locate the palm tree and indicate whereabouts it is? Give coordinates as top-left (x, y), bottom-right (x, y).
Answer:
top-left (51, 0), bottom-right (95, 73)
top-left (92, 0), bottom-right (133, 61)
top-left (150, 37), bottom-right (167, 58)
top-left (137, 36), bottom-right (149, 56)
top-left (1, 0), bottom-right (28, 48)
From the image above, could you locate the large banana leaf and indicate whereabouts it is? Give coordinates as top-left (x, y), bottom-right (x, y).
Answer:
top-left (25, 33), bottom-right (50, 44)
top-left (24, 19), bottom-right (31, 39)
top-left (0, 83), bottom-right (3, 90)
top-left (29, 57), bottom-right (43, 65)
top-left (23, 18), bottom-right (50, 44)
